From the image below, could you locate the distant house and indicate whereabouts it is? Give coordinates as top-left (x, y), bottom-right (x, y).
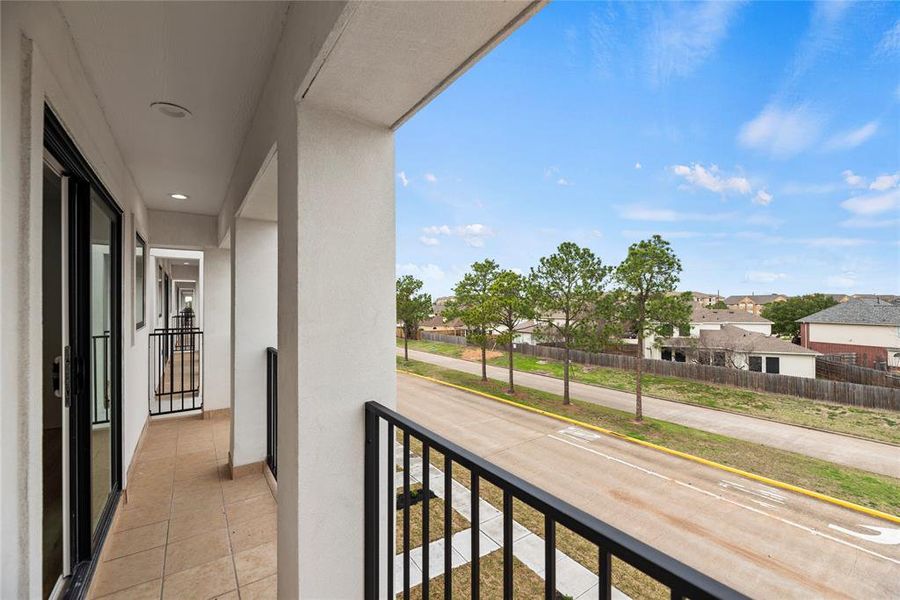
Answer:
top-left (798, 298), bottom-right (900, 370)
top-left (657, 325), bottom-right (819, 378)
top-left (723, 293), bottom-right (788, 315)
top-left (687, 306), bottom-right (773, 336)
top-left (683, 291), bottom-right (723, 306)
top-left (418, 313), bottom-right (467, 336)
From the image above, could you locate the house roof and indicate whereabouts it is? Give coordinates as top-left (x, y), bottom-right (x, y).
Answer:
top-left (723, 294), bottom-right (786, 305)
top-left (798, 298), bottom-right (900, 326)
top-left (667, 325), bottom-right (819, 355)
top-left (419, 314), bottom-right (465, 329)
top-left (690, 306), bottom-right (772, 324)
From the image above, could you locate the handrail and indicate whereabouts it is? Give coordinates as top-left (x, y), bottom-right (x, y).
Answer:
top-left (266, 347), bottom-right (278, 479)
top-left (364, 400), bottom-right (747, 599)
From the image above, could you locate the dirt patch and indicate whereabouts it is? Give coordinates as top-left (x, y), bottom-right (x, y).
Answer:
top-left (461, 347), bottom-right (503, 362)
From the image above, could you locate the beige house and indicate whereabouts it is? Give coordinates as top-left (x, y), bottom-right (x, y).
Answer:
top-left (723, 293), bottom-right (788, 315)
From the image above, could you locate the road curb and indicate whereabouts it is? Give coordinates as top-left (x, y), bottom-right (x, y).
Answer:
top-left (399, 369), bottom-right (900, 525)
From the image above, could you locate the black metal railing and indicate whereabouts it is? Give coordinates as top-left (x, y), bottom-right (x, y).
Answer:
top-left (91, 332), bottom-right (110, 425)
top-left (148, 326), bottom-right (203, 415)
top-left (364, 401), bottom-right (747, 600)
top-left (266, 347), bottom-right (278, 479)
top-left (171, 311), bottom-right (194, 331)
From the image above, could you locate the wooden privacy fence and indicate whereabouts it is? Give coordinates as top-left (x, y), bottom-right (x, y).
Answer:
top-left (816, 357), bottom-right (900, 388)
top-left (419, 332), bottom-right (900, 411)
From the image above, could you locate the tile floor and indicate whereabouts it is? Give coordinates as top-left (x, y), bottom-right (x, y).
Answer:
top-left (89, 412), bottom-right (277, 600)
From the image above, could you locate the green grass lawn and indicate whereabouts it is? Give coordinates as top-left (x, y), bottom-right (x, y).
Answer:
top-left (397, 356), bottom-right (900, 515)
top-left (398, 337), bottom-right (900, 444)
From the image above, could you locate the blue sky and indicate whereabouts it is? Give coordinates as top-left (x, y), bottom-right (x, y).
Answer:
top-left (396, 1), bottom-right (900, 298)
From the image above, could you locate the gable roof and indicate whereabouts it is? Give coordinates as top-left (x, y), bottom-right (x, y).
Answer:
top-left (798, 298), bottom-right (900, 326)
top-left (667, 325), bottom-right (819, 355)
top-left (723, 294), bottom-right (786, 305)
top-left (690, 306), bottom-right (772, 324)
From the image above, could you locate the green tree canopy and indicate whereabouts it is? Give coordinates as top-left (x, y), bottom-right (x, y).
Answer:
top-left (762, 294), bottom-right (838, 338)
top-left (529, 242), bottom-right (612, 404)
top-left (489, 269), bottom-right (536, 392)
top-left (615, 235), bottom-right (691, 421)
top-left (444, 259), bottom-right (501, 381)
top-left (396, 275), bottom-right (432, 361)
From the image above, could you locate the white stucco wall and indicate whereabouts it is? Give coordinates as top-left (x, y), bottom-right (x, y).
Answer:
top-left (733, 352), bottom-right (816, 379)
top-left (808, 322), bottom-right (900, 348)
top-left (1, 3), bottom-right (150, 595)
top-left (203, 248), bottom-right (232, 412)
top-left (230, 218), bottom-right (277, 467)
top-left (691, 321), bottom-right (772, 336)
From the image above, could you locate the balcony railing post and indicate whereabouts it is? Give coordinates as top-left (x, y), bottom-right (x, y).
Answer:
top-left (363, 405), bottom-right (380, 600)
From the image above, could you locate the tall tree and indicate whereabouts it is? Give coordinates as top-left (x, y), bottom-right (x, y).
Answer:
top-left (489, 270), bottom-right (535, 393)
top-left (615, 235), bottom-right (691, 421)
top-left (529, 242), bottom-right (611, 404)
top-left (444, 260), bottom-right (501, 381)
top-left (396, 275), bottom-right (432, 362)
top-left (761, 294), bottom-right (838, 339)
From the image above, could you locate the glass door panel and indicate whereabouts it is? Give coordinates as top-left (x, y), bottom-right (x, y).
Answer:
top-left (89, 191), bottom-right (114, 535)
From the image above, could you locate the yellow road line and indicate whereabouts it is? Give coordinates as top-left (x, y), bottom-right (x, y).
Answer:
top-left (398, 369), bottom-right (900, 525)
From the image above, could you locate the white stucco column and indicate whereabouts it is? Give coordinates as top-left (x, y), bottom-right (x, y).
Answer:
top-left (203, 248), bottom-right (231, 413)
top-left (277, 102), bottom-right (396, 599)
top-left (230, 218), bottom-right (277, 471)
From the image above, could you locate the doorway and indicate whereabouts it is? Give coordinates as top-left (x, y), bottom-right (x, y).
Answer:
top-left (43, 106), bottom-right (123, 598)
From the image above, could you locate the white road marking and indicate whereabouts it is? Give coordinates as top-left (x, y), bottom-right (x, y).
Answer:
top-left (719, 480), bottom-right (787, 505)
top-left (827, 524), bottom-right (900, 546)
top-left (546, 434), bottom-right (900, 566)
top-left (558, 425), bottom-right (603, 442)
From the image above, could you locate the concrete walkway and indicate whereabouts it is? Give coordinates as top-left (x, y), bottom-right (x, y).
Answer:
top-left (398, 347), bottom-right (900, 478)
top-left (395, 445), bottom-right (628, 599)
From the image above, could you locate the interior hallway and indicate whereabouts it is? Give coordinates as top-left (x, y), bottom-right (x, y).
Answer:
top-left (88, 413), bottom-right (277, 599)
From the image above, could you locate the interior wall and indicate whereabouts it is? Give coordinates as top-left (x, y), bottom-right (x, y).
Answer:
top-left (1, 3), bottom-right (151, 596)
top-left (203, 248), bottom-right (232, 412)
top-left (230, 218), bottom-right (277, 468)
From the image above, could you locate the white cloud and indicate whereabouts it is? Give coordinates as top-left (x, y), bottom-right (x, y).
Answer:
top-left (825, 121), bottom-right (879, 151)
top-left (418, 236), bottom-right (439, 247)
top-left (738, 104), bottom-right (823, 158)
top-left (422, 223), bottom-right (495, 247)
top-left (870, 173), bottom-right (900, 191)
top-left (544, 166), bottom-right (560, 178)
top-left (671, 163), bottom-right (752, 195)
top-left (753, 190), bottom-right (773, 206)
top-left (826, 274), bottom-right (857, 288)
top-left (634, 162), bottom-right (642, 170)
top-left (841, 217), bottom-right (900, 229)
top-left (842, 169), bottom-right (866, 188)
top-left (617, 204), bottom-right (732, 222)
top-left (397, 263), bottom-right (445, 283)
top-left (787, 1), bottom-right (853, 83)
top-left (875, 20), bottom-right (900, 57)
top-left (646, 2), bottom-right (742, 86)
top-left (397, 171), bottom-right (409, 187)
top-left (557, 178), bottom-right (574, 187)
top-left (800, 237), bottom-right (870, 248)
top-left (591, 229), bottom-right (603, 238)
top-left (424, 173), bottom-right (437, 183)
top-left (840, 188), bottom-right (900, 216)
top-left (745, 271), bottom-right (787, 283)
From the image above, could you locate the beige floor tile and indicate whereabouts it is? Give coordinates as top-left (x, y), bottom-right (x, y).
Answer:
top-left (175, 461), bottom-right (221, 483)
top-left (171, 486), bottom-right (224, 514)
top-left (234, 541), bottom-right (276, 587)
top-left (90, 547), bottom-right (164, 598)
top-left (117, 505), bottom-right (171, 532)
top-left (162, 555), bottom-right (236, 600)
top-left (228, 512), bottom-right (276, 554)
top-left (94, 578), bottom-right (161, 600)
top-left (224, 493), bottom-right (276, 526)
top-left (168, 507), bottom-right (227, 543)
top-left (221, 475), bottom-right (270, 505)
top-left (123, 486), bottom-right (173, 511)
top-left (104, 521), bottom-right (168, 561)
top-left (164, 529), bottom-right (231, 575)
top-left (239, 573), bottom-right (276, 600)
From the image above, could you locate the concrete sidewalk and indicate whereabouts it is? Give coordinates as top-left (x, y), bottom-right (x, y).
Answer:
top-left (397, 347), bottom-right (900, 478)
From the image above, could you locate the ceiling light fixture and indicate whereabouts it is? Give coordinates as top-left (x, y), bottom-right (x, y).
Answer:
top-left (150, 101), bottom-right (193, 119)
top-left (170, 193), bottom-right (189, 200)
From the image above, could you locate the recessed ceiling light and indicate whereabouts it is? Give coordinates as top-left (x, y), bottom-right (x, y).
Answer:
top-left (170, 193), bottom-right (189, 200)
top-left (150, 101), bottom-right (193, 119)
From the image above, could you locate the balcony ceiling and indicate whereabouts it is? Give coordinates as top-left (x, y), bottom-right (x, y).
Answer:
top-left (59, 1), bottom-right (289, 216)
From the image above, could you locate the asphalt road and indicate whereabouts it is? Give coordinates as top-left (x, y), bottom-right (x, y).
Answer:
top-left (398, 347), bottom-right (900, 478)
top-left (397, 374), bottom-right (900, 599)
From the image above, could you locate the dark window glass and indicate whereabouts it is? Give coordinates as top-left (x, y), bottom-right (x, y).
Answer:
top-left (713, 352), bottom-right (726, 366)
top-left (661, 349), bottom-right (672, 361)
top-left (749, 356), bottom-right (762, 372)
top-left (674, 351), bottom-right (686, 363)
top-left (766, 356), bottom-right (780, 374)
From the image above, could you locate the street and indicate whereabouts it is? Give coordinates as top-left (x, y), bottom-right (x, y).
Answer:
top-left (397, 373), bottom-right (900, 599)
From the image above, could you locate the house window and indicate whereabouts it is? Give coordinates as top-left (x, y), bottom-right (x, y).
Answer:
top-left (749, 356), bottom-right (762, 372)
top-left (661, 349), bottom-right (672, 361)
top-left (766, 356), bottom-right (780, 374)
top-left (713, 352), bottom-right (726, 366)
top-left (674, 351), bottom-right (686, 363)
top-left (698, 350), bottom-right (710, 365)
top-left (678, 325), bottom-right (690, 337)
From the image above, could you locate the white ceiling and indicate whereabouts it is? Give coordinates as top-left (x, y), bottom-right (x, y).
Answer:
top-left (59, 1), bottom-right (289, 216)
top-left (237, 151), bottom-right (277, 222)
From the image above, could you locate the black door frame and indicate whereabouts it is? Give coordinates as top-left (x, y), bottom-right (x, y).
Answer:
top-left (44, 105), bottom-right (123, 599)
